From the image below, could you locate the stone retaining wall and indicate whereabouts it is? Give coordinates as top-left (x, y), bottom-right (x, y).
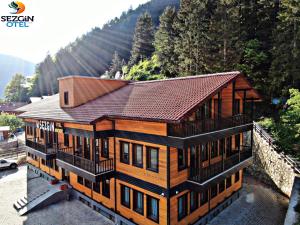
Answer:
top-left (249, 130), bottom-right (296, 197)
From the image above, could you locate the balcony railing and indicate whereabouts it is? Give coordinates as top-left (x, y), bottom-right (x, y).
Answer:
top-left (25, 139), bottom-right (56, 155)
top-left (189, 146), bottom-right (252, 184)
top-left (168, 114), bottom-right (252, 137)
top-left (57, 150), bottom-right (114, 175)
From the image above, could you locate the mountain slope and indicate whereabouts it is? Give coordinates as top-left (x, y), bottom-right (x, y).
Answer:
top-left (34, 0), bottom-right (180, 96)
top-left (0, 54), bottom-right (35, 98)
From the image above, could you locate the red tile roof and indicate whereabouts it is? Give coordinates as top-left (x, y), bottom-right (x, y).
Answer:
top-left (18, 71), bottom-right (241, 123)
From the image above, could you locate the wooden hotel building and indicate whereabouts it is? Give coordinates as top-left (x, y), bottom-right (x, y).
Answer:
top-left (18, 71), bottom-right (261, 225)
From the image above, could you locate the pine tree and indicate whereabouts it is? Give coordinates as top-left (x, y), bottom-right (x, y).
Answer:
top-left (154, 6), bottom-right (178, 77)
top-left (269, 0), bottom-right (300, 97)
top-left (129, 12), bottom-right (155, 67)
top-left (109, 51), bottom-right (124, 78)
top-left (174, 0), bottom-right (214, 75)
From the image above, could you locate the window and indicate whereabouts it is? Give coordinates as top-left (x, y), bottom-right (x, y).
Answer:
top-left (226, 137), bottom-right (232, 156)
top-left (147, 196), bottom-right (159, 223)
top-left (226, 176), bottom-right (232, 189)
top-left (211, 141), bottom-right (218, 158)
top-left (40, 129), bottom-right (44, 139)
top-left (219, 180), bottom-right (225, 193)
top-left (64, 91), bottom-right (69, 105)
top-left (235, 134), bottom-right (240, 150)
top-left (200, 190), bottom-right (208, 205)
top-left (64, 133), bottom-right (69, 146)
top-left (133, 190), bottom-right (144, 215)
top-left (77, 176), bottom-right (84, 185)
top-left (211, 184), bottom-right (218, 198)
top-left (120, 141), bottom-right (130, 164)
top-left (121, 185), bottom-right (130, 208)
top-left (201, 143), bottom-right (208, 161)
top-left (234, 99), bottom-right (240, 115)
top-left (93, 182), bottom-right (100, 193)
top-left (190, 191), bottom-right (199, 212)
top-left (41, 159), bottom-right (45, 165)
top-left (102, 179), bottom-right (110, 198)
top-left (132, 144), bottom-right (143, 168)
top-left (85, 179), bottom-right (92, 189)
top-left (178, 194), bottom-right (188, 221)
top-left (102, 138), bottom-right (109, 158)
top-left (178, 148), bottom-right (187, 171)
top-left (146, 147), bottom-right (159, 172)
top-left (235, 171), bottom-right (240, 183)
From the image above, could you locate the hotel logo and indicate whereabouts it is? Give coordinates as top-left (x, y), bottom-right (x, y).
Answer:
top-left (1, 1), bottom-right (34, 28)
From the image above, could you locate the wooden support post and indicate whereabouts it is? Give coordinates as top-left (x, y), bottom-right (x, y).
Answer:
top-left (232, 81), bottom-right (236, 116)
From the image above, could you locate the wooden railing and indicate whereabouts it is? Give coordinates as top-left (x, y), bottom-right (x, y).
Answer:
top-left (57, 150), bottom-right (114, 175)
top-left (189, 146), bottom-right (252, 184)
top-left (25, 139), bottom-right (56, 154)
top-left (168, 114), bottom-right (252, 137)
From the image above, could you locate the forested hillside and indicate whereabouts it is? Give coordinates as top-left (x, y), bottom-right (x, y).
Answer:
top-left (31, 0), bottom-right (180, 96)
top-left (0, 54), bottom-right (35, 98)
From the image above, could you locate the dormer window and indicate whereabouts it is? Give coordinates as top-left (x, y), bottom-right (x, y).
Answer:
top-left (64, 91), bottom-right (69, 105)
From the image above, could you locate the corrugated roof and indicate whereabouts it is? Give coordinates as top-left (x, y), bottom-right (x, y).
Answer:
top-left (18, 71), bottom-right (241, 123)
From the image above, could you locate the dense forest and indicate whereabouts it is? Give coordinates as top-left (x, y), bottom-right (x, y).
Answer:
top-left (3, 0), bottom-right (300, 155)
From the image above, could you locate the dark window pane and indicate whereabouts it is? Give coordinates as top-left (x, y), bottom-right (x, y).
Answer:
top-left (102, 138), bottom-right (109, 158)
top-left (200, 190), bottom-right (208, 205)
top-left (211, 184), bottom-right (218, 198)
top-left (147, 147), bottom-right (158, 172)
top-left (121, 185), bottom-right (130, 208)
top-left (64, 134), bottom-right (69, 146)
top-left (93, 182), bottom-right (100, 193)
top-left (85, 179), bottom-right (92, 189)
top-left (120, 142), bottom-right (130, 164)
top-left (147, 196), bottom-right (159, 222)
top-left (178, 194), bottom-right (187, 221)
top-left (235, 171), bottom-right (240, 183)
top-left (133, 144), bottom-right (143, 168)
top-left (133, 190), bottom-right (144, 215)
top-left (102, 179), bottom-right (110, 198)
top-left (219, 180), bottom-right (225, 193)
top-left (178, 148), bottom-right (187, 171)
top-left (64, 91), bottom-right (69, 105)
top-left (190, 191), bottom-right (199, 212)
top-left (226, 176), bottom-right (232, 188)
top-left (77, 176), bottom-right (83, 185)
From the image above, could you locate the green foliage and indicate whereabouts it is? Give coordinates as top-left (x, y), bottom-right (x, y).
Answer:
top-left (0, 113), bottom-right (24, 132)
top-left (129, 12), bottom-right (155, 67)
top-left (4, 74), bottom-right (29, 102)
top-left (125, 55), bottom-right (165, 81)
top-left (269, 0), bottom-right (300, 97)
top-left (237, 39), bottom-right (269, 94)
top-left (259, 89), bottom-right (300, 155)
top-left (154, 6), bottom-right (178, 77)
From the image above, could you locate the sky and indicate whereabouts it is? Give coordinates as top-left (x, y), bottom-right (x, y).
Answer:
top-left (0, 0), bottom-right (149, 64)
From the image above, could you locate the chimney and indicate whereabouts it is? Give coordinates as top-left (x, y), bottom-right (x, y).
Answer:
top-left (58, 76), bottom-right (129, 108)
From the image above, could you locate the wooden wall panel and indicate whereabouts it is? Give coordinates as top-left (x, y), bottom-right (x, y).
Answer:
top-left (116, 179), bottom-right (167, 225)
top-left (92, 178), bottom-right (115, 210)
top-left (69, 172), bottom-right (92, 197)
top-left (95, 120), bottom-right (113, 131)
top-left (170, 147), bottom-right (189, 188)
top-left (64, 122), bottom-right (94, 131)
top-left (221, 83), bottom-right (233, 117)
top-left (115, 137), bottom-right (167, 188)
top-left (115, 119), bottom-right (167, 136)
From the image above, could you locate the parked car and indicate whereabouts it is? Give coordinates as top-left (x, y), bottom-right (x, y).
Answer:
top-left (0, 159), bottom-right (18, 169)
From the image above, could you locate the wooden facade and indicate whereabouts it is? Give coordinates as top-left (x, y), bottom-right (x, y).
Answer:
top-left (22, 73), bottom-right (260, 225)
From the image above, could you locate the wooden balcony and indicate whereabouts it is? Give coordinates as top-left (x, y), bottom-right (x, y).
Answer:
top-left (25, 139), bottom-right (56, 160)
top-left (57, 150), bottom-right (114, 182)
top-left (188, 146), bottom-right (252, 186)
top-left (168, 114), bottom-right (252, 138)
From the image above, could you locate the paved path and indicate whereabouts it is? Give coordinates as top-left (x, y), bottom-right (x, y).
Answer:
top-left (0, 165), bottom-right (113, 225)
top-left (208, 175), bottom-right (289, 225)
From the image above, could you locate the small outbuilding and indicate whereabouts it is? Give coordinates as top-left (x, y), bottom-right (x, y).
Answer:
top-left (0, 126), bottom-right (10, 141)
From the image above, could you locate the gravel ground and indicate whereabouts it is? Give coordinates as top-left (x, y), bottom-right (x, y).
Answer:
top-left (208, 175), bottom-right (289, 225)
top-left (0, 165), bottom-right (113, 225)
